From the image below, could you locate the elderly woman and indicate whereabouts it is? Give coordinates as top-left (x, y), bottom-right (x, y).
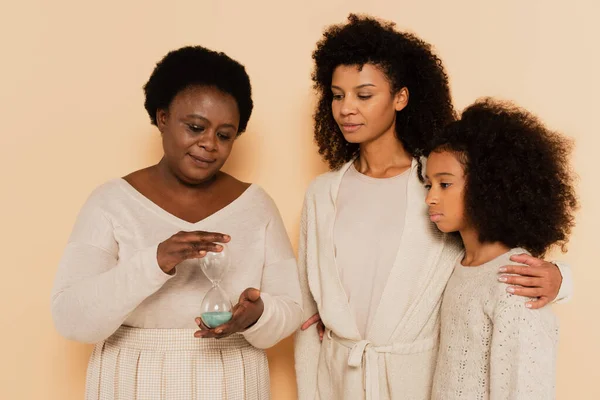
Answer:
top-left (51, 46), bottom-right (302, 400)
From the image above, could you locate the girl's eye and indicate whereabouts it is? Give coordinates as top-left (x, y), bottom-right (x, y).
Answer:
top-left (332, 94), bottom-right (343, 101)
top-left (358, 95), bottom-right (372, 100)
top-left (424, 183), bottom-right (432, 190)
top-left (441, 183), bottom-right (452, 189)
top-left (217, 133), bottom-right (232, 141)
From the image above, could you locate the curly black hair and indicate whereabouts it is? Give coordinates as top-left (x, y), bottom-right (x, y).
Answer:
top-left (428, 98), bottom-right (578, 257)
top-left (143, 46), bottom-right (253, 135)
top-left (312, 14), bottom-right (455, 171)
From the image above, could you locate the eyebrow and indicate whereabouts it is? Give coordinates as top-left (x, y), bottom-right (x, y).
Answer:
top-left (424, 172), bottom-right (456, 179)
top-left (331, 83), bottom-right (376, 90)
top-left (185, 114), bottom-right (237, 130)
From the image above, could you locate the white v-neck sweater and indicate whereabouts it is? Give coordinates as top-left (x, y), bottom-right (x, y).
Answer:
top-left (51, 179), bottom-right (303, 349)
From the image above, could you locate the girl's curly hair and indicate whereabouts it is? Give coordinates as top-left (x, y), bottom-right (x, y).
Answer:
top-left (429, 98), bottom-right (578, 257)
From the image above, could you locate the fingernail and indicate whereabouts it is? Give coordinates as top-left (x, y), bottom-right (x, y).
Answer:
top-left (215, 329), bottom-right (223, 334)
top-left (526, 303), bottom-right (532, 308)
top-left (499, 267), bottom-right (507, 273)
top-left (224, 235), bottom-right (231, 240)
top-left (507, 287), bottom-right (515, 294)
top-left (216, 245), bottom-right (223, 251)
top-left (195, 318), bottom-right (201, 325)
top-left (194, 332), bottom-right (201, 338)
top-left (498, 276), bottom-right (507, 282)
top-left (199, 251), bottom-right (206, 256)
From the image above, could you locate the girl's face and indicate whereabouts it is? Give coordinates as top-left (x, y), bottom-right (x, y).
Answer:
top-left (330, 63), bottom-right (408, 145)
top-left (156, 85), bottom-right (239, 185)
top-left (424, 150), bottom-right (468, 233)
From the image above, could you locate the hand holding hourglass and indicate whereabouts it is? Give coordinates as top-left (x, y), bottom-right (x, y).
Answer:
top-left (156, 231), bottom-right (231, 275)
top-left (194, 243), bottom-right (264, 339)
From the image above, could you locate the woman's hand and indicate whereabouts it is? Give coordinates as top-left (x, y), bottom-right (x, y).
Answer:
top-left (194, 288), bottom-right (264, 339)
top-left (157, 231), bottom-right (230, 274)
top-left (301, 313), bottom-right (325, 342)
top-left (498, 253), bottom-right (563, 309)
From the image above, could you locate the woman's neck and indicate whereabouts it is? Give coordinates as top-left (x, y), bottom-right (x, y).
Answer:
top-left (155, 158), bottom-right (219, 195)
top-left (355, 128), bottom-right (412, 178)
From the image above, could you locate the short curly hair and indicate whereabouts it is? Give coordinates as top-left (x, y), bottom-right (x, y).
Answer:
top-left (143, 46), bottom-right (253, 135)
top-left (428, 98), bottom-right (578, 257)
top-left (312, 14), bottom-right (455, 170)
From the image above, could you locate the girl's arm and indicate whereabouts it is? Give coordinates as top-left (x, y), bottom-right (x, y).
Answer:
top-left (490, 302), bottom-right (559, 399)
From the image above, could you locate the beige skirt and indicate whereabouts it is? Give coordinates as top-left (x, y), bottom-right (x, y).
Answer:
top-left (85, 326), bottom-right (270, 400)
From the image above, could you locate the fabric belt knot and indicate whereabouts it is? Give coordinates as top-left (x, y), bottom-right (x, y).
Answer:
top-left (348, 339), bottom-right (371, 367)
top-left (328, 330), bottom-right (392, 400)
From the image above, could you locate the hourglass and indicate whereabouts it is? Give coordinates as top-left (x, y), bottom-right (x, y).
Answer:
top-left (199, 243), bottom-right (233, 328)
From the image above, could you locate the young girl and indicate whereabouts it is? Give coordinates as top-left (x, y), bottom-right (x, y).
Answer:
top-left (295, 14), bottom-right (572, 400)
top-left (425, 98), bottom-right (578, 399)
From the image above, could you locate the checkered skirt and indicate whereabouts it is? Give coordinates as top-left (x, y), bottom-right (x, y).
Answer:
top-left (85, 326), bottom-right (270, 399)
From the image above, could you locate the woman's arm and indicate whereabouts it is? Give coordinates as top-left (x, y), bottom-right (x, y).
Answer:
top-left (51, 193), bottom-right (173, 343)
top-left (239, 196), bottom-right (304, 349)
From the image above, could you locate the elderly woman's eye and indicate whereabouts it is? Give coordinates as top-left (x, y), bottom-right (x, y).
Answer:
top-left (188, 124), bottom-right (205, 133)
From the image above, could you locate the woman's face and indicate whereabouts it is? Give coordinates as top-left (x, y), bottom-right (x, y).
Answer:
top-left (156, 85), bottom-right (240, 185)
top-left (330, 63), bottom-right (408, 145)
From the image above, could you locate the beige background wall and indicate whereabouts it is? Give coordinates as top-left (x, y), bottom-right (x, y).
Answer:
top-left (1, 0), bottom-right (597, 398)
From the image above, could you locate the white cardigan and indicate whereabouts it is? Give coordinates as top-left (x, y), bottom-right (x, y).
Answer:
top-left (294, 159), bottom-right (572, 400)
top-left (295, 159), bottom-right (462, 400)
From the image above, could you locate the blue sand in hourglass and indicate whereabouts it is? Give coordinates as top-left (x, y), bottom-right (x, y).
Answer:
top-left (201, 311), bottom-right (233, 328)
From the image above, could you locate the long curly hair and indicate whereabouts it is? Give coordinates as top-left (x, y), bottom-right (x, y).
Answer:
top-left (429, 98), bottom-right (578, 257)
top-left (312, 14), bottom-right (455, 171)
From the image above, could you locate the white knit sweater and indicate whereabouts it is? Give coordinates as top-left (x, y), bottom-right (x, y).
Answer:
top-left (432, 248), bottom-right (559, 400)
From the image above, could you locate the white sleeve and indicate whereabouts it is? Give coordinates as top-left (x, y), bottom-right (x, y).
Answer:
top-left (51, 193), bottom-right (173, 344)
top-left (242, 196), bottom-right (303, 349)
top-left (553, 261), bottom-right (573, 303)
top-left (489, 303), bottom-right (559, 400)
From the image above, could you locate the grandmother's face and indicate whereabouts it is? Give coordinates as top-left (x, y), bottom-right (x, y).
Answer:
top-left (156, 85), bottom-right (240, 185)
